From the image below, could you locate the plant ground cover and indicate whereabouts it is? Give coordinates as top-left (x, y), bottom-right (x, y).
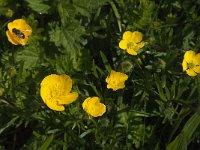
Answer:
top-left (0, 0), bottom-right (200, 149)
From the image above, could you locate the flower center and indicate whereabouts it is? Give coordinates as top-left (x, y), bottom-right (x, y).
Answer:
top-left (127, 42), bottom-right (136, 49)
top-left (187, 63), bottom-right (195, 69)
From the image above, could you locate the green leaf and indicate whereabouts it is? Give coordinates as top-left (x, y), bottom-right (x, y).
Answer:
top-left (182, 111), bottom-right (200, 141)
top-left (72, 0), bottom-right (108, 11)
top-left (26, 0), bottom-right (50, 14)
top-left (166, 133), bottom-right (187, 150)
top-left (16, 43), bottom-right (41, 69)
top-left (79, 129), bottom-right (93, 138)
top-left (48, 21), bottom-right (86, 52)
top-left (38, 134), bottom-right (54, 150)
top-left (166, 111), bottom-right (200, 150)
top-left (100, 51), bottom-right (112, 72)
top-left (154, 74), bottom-right (167, 101)
top-left (0, 116), bottom-right (19, 135)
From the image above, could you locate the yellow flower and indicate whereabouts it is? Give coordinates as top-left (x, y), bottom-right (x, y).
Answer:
top-left (82, 97), bottom-right (106, 117)
top-left (119, 31), bottom-right (145, 55)
top-left (182, 50), bottom-right (200, 76)
top-left (105, 70), bottom-right (128, 91)
top-left (6, 19), bottom-right (32, 46)
top-left (40, 74), bottom-right (78, 111)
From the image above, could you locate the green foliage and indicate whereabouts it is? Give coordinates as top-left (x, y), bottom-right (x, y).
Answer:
top-left (0, 0), bottom-right (200, 149)
top-left (25, 0), bottom-right (50, 14)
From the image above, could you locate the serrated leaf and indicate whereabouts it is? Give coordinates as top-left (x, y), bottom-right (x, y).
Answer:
top-left (49, 21), bottom-right (86, 53)
top-left (16, 43), bottom-right (41, 69)
top-left (73, 0), bottom-right (108, 11)
top-left (26, 0), bottom-right (50, 14)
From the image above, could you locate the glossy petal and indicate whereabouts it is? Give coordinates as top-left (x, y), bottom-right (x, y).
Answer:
top-left (82, 97), bottom-right (91, 111)
top-left (6, 31), bottom-right (18, 45)
top-left (106, 70), bottom-right (128, 91)
top-left (193, 66), bottom-right (200, 73)
top-left (127, 48), bottom-right (137, 55)
top-left (82, 97), bottom-right (106, 117)
top-left (41, 74), bottom-right (72, 94)
top-left (119, 40), bottom-right (128, 50)
top-left (40, 74), bottom-right (78, 111)
top-left (184, 50), bottom-right (195, 63)
top-left (6, 19), bottom-right (32, 45)
top-left (137, 41), bottom-right (145, 49)
top-left (182, 59), bottom-right (188, 71)
top-left (57, 92), bottom-right (79, 105)
top-left (132, 31), bottom-right (143, 43)
top-left (193, 53), bottom-right (200, 65)
top-left (119, 31), bottom-right (145, 56)
top-left (46, 99), bottom-right (65, 111)
top-left (122, 31), bottom-right (132, 40)
top-left (186, 69), bottom-right (197, 77)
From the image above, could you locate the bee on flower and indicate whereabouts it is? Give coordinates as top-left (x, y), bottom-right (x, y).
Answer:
top-left (82, 97), bottom-right (106, 117)
top-left (182, 50), bottom-right (200, 77)
top-left (119, 31), bottom-right (145, 55)
top-left (6, 19), bottom-right (32, 46)
top-left (106, 70), bottom-right (128, 91)
top-left (40, 74), bottom-right (79, 111)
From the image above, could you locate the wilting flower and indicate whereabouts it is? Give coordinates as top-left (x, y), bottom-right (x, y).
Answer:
top-left (106, 70), bottom-right (128, 91)
top-left (40, 74), bottom-right (78, 111)
top-left (82, 97), bottom-right (106, 117)
top-left (119, 31), bottom-right (145, 55)
top-left (182, 50), bottom-right (200, 76)
top-left (6, 19), bottom-right (32, 46)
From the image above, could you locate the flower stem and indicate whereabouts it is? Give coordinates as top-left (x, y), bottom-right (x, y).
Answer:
top-left (10, 45), bottom-right (16, 101)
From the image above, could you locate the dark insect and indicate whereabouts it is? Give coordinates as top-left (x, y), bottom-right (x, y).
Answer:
top-left (12, 28), bottom-right (25, 39)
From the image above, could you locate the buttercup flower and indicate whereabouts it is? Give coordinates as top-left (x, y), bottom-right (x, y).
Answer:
top-left (119, 31), bottom-right (145, 55)
top-left (40, 74), bottom-right (78, 111)
top-left (106, 70), bottom-right (128, 91)
top-left (6, 19), bottom-right (32, 46)
top-left (82, 97), bottom-right (106, 117)
top-left (182, 50), bottom-right (200, 77)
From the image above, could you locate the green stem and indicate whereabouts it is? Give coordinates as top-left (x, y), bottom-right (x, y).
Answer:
top-left (11, 45), bottom-right (16, 101)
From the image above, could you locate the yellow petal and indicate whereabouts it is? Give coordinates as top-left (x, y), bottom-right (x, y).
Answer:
top-left (90, 103), bottom-right (106, 117)
top-left (106, 70), bottom-right (128, 91)
top-left (132, 31), bottom-right (143, 43)
top-left (119, 40), bottom-right (128, 50)
top-left (122, 31), bottom-right (132, 40)
top-left (184, 50), bottom-right (195, 63)
top-left (57, 92), bottom-right (78, 105)
top-left (8, 19), bottom-right (26, 32)
top-left (41, 74), bottom-right (72, 94)
top-left (18, 37), bottom-right (29, 46)
top-left (127, 48), bottom-right (137, 55)
top-left (137, 41), bottom-right (145, 49)
top-left (186, 69), bottom-right (197, 76)
top-left (182, 59), bottom-right (188, 71)
top-left (193, 53), bottom-right (200, 65)
top-left (82, 97), bottom-right (91, 111)
top-left (193, 66), bottom-right (200, 73)
top-left (46, 100), bottom-right (65, 111)
top-left (7, 19), bottom-right (32, 46)
top-left (82, 97), bottom-right (106, 117)
top-left (59, 74), bottom-right (73, 93)
top-left (40, 74), bottom-right (77, 111)
top-left (6, 31), bottom-right (18, 45)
